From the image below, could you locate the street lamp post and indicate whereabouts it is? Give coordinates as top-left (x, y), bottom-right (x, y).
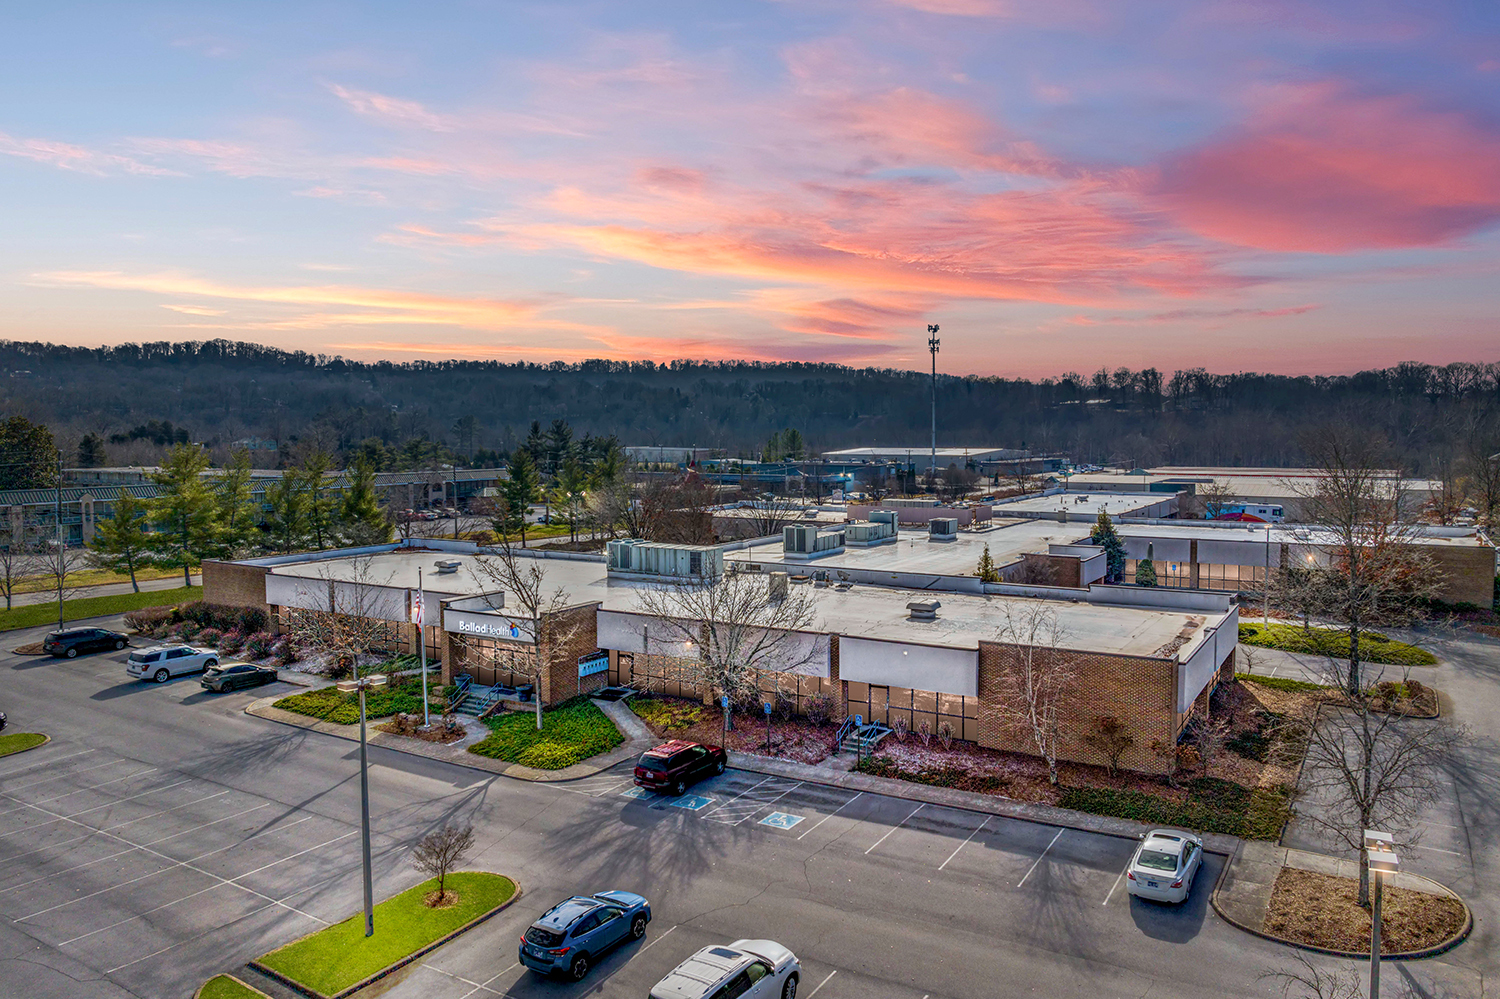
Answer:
top-left (1365, 829), bottom-right (1400, 999)
top-left (337, 672), bottom-right (389, 937)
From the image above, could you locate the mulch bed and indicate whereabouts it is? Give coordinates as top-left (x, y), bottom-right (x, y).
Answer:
top-left (11, 643), bottom-right (47, 655)
top-left (374, 722), bottom-right (467, 745)
top-left (1263, 868), bottom-right (1466, 953)
top-left (632, 696), bottom-right (835, 765)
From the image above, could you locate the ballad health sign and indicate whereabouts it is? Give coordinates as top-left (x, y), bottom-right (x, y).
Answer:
top-left (443, 608), bottom-right (535, 643)
top-left (578, 651), bottom-right (610, 678)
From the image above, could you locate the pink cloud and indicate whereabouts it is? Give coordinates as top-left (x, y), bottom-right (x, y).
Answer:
top-left (1151, 82), bottom-right (1500, 252)
top-left (328, 84), bottom-right (457, 132)
top-left (1067, 303), bottom-right (1321, 325)
top-left (0, 132), bottom-right (178, 176)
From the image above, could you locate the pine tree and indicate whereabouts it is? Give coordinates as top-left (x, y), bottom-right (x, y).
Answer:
top-left (76, 432), bottom-right (108, 468)
top-left (149, 445), bottom-right (218, 586)
top-left (90, 488), bottom-right (151, 592)
top-left (1090, 509), bottom-right (1127, 583)
top-left (976, 544), bottom-right (1000, 583)
top-left (498, 450), bottom-right (540, 546)
top-left (1136, 542), bottom-right (1158, 587)
top-left (340, 455), bottom-right (393, 545)
top-left (301, 452), bottom-right (338, 550)
top-left (211, 449), bottom-right (261, 559)
top-left (264, 474), bottom-right (310, 554)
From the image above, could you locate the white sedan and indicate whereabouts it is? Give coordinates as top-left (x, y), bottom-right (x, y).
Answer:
top-left (127, 645), bottom-right (220, 683)
top-left (1125, 828), bottom-right (1204, 904)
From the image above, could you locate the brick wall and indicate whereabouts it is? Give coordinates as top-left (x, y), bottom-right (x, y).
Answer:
top-left (1421, 544), bottom-right (1495, 607)
top-left (201, 560), bottom-right (270, 615)
top-left (974, 642), bottom-right (1179, 775)
top-left (536, 602), bottom-right (601, 705)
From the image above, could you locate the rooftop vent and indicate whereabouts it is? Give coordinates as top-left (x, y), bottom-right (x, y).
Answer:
top-left (768, 572), bottom-right (789, 602)
top-left (434, 559), bottom-right (462, 574)
top-left (907, 598), bottom-right (941, 620)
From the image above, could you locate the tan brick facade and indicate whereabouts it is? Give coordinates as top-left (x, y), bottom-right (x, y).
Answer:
top-left (1422, 544), bottom-right (1496, 607)
top-left (201, 560), bottom-right (271, 616)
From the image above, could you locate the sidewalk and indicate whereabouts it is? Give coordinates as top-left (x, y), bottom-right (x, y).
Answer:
top-left (244, 692), bottom-right (658, 782)
top-left (1210, 840), bottom-right (1471, 957)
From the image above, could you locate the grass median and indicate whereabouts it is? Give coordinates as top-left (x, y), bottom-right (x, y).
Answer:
top-left (0, 585), bottom-right (202, 633)
top-left (197, 974), bottom-right (269, 999)
top-left (1239, 622), bottom-right (1437, 666)
top-left (468, 697), bottom-right (623, 769)
top-left (256, 872), bottom-right (515, 998)
top-left (0, 733), bottom-right (47, 758)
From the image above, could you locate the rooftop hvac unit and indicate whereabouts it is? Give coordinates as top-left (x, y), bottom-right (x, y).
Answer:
top-left (929, 518), bottom-right (959, 541)
top-left (784, 524), bottom-right (817, 553)
top-left (869, 509), bottom-right (899, 527)
top-left (768, 572), bottom-right (789, 602)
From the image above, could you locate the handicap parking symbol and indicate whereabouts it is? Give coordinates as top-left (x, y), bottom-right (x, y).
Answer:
top-left (665, 794), bottom-right (714, 811)
top-left (620, 787), bottom-right (654, 801)
top-left (758, 811), bottom-right (805, 830)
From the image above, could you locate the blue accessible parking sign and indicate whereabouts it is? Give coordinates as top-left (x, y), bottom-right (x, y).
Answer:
top-left (758, 812), bottom-right (805, 830)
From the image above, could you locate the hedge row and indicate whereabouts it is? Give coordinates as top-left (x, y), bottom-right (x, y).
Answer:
top-left (1058, 777), bottom-right (1291, 840)
top-left (1238, 623), bottom-right (1437, 666)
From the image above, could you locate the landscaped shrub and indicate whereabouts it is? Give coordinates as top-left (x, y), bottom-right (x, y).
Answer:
top-left (245, 632), bottom-right (275, 658)
top-left (273, 676), bottom-right (442, 725)
top-left (1238, 623), bottom-right (1437, 665)
top-left (469, 698), bottom-right (623, 769)
top-left (1057, 777), bottom-right (1292, 839)
top-left (856, 756), bottom-right (1008, 794)
top-left (122, 606), bottom-right (175, 634)
top-left (171, 601), bottom-right (269, 635)
top-left (630, 697), bottom-right (703, 732)
top-left (803, 691), bottom-right (837, 726)
top-left (218, 629), bottom-right (244, 654)
top-left (272, 638), bottom-right (299, 666)
top-left (178, 621), bottom-right (201, 641)
top-left (197, 628), bottom-right (223, 648)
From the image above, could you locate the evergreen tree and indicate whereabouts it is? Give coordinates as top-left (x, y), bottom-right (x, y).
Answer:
top-left (301, 452), bottom-right (338, 549)
top-left (498, 450), bottom-right (540, 546)
top-left (264, 474), bottom-right (310, 554)
top-left (523, 421), bottom-right (547, 468)
top-left (976, 544), bottom-right (1000, 583)
top-left (76, 432), bottom-right (108, 468)
top-left (89, 488), bottom-right (151, 592)
top-left (1089, 509), bottom-right (1127, 583)
top-left (211, 449), bottom-right (261, 559)
top-left (149, 444), bottom-right (218, 585)
top-left (0, 416), bottom-right (57, 490)
top-left (550, 458), bottom-right (589, 543)
top-left (1136, 542), bottom-right (1158, 587)
top-left (340, 455), bottom-right (393, 545)
top-left (546, 418), bottom-right (574, 474)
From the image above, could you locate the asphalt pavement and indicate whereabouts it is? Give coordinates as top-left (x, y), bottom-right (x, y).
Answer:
top-left (0, 616), bottom-right (1492, 999)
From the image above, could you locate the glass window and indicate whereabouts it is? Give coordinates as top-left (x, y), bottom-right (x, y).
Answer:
top-left (717, 971), bottom-right (754, 999)
top-left (746, 962), bottom-right (771, 982)
top-left (1136, 849), bottom-right (1179, 872)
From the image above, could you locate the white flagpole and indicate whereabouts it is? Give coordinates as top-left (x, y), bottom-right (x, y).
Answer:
top-left (418, 570), bottom-right (430, 726)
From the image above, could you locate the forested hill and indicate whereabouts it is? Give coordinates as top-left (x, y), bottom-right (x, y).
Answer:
top-left (1, 339), bottom-right (1496, 473)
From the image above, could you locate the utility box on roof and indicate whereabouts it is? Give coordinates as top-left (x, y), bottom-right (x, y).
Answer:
top-left (929, 518), bottom-right (959, 541)
top-left (606, 539), bottom-right (723, 579)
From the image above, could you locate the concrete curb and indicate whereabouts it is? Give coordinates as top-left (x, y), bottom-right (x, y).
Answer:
top-left (195, 973), bottom-right (272, 999)
top-left (725, 749), bottom-right (1243, 855)
top-left (0, 733), bottom-right (51, 758)
top-left (1209, 855), bottom-right (1473, 960)
top-left (249, 875), bottom-right (522, 999)
top-left (243, 695), bottom-right (655, 782)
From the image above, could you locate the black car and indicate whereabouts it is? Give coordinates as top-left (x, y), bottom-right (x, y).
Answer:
top-left (43, 628), bottom-right (128, 658)
top-left (200, 664), bottom-right (279, 692)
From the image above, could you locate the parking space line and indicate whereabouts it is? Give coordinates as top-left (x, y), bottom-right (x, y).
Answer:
top-left (866, 803), bottom-right (924, 855)
top-left (0, 758), bottom-right (142, 797)
top-left (1415, 845), bottom-right (1463, 856)
top-left (1016, 829), bottom-right (1064, 888)
top-left (938, 815), bottom-right (988, 871)
top-left (0, 795), bottom-right (254, 896)
top-left (0, 767), bottom-right (160, 815)
top-left (1102, 858), bottom-right (1132, 906)
top-left (0, 786), bottom-right (330, 928)
top-left (732, 781), bottom-right (803, 826)
top-left (796, 792), bottom-right (862, 840)
top-left (0, 748), bottom-right (98, 779)
top-left (806, 969), bottom-right (837, 997)
top-left (425, 964), bottom-right (504, 996)
top-left (2, 778), bottom-right (199, 835)
top-left (699, 775), bottom-right (773, 817)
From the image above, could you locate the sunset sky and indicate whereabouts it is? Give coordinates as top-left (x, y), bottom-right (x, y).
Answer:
top-left (3, 1), bottom-right (1498, 377)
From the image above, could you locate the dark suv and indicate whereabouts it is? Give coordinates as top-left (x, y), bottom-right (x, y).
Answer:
top-left (43, 628), bottom-right (128, 658)
top-left (634, 739), bottom-right (727, 795)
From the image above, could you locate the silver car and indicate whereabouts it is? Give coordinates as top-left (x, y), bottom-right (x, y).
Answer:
top-left (127, 645), bottom-right (219, 683)
top-left (650, 940), bottom-right (801, 999)
top-left (1125, 828), bottom-right (1204, 904)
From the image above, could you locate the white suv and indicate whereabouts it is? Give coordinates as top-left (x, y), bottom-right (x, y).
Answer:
top-left (128, 645), bottom-right (219, 683)
top-left (650, 940), bottom-right (801, 999)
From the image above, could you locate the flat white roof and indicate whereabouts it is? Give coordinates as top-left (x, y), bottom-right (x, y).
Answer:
top-left (264, 544), bottom-right (1213, 657)
top-left (990, 492), bottom-right (1177, 517)
top-left (1109, 522), bottom-right (1492, 549)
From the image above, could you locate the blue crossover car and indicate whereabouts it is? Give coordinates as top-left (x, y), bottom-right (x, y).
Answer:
top-left (518, 890), bottom-right (651, 981)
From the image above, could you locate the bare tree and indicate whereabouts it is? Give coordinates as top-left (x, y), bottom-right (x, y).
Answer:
top-left (1285, 658), bottom-right (1465, 906)
top-left (736, 491), bottom-right (804, 538)
top-left (936, 465), bottom-right (979, 503)
top-left (281, 557), bottom-right (401, 677)
top-left (38, 541), bottom-right (90, 632)
top-left (992, 602), bottom-right (1076, 784)
top-left (1260, 954), bottom-right (1365, 999)
top-left (0, 518), bottom-right (44, 612)
top-left (411, 823), bottom-right (475, 906)
top-left (633, 567), bottom-right (820, 734)
top-left (1081, 716), bottom-right (1134, 777)
top-left (468, 541), bottom-right (591, 730)
top-left (1193, 480), bottom-right (1236, 520)
top-left (1189, 711), bottom-right (1232, 767)
top-left (639, 472), bottom-right (718, 544)
top-left (1283, 426), bottom-right (1444, 694)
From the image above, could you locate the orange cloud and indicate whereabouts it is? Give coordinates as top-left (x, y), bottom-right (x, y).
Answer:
top-left (1152, 82), bottom-right (1500, 251)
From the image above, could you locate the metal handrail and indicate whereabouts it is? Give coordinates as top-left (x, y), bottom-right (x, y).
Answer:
top-left (835, 716), bottom-right (855, 750)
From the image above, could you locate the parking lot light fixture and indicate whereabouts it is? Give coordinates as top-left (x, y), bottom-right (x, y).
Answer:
top-left (1364, 830), bottom-right (1399, 999)
top-left (337, 672), bottom-right (388, 937)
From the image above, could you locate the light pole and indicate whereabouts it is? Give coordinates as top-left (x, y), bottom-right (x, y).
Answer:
top-left (337, 672), bottom-right (389, 937)
top-left (927, 325), bottom-right (940, 492)
top-left (1365, 829), bottom-right (1400, 999)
